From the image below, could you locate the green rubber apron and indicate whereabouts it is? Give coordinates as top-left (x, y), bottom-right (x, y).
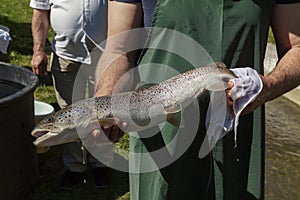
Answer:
top-left (129, 0), bottom-right (275, 199)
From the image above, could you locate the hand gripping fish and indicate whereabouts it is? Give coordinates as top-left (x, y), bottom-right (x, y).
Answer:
top-left (31, 62), bottom-right (236, 147)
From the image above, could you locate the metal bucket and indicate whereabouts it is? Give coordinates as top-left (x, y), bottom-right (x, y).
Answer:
top-left (0, 61), bottom-right (39, 199)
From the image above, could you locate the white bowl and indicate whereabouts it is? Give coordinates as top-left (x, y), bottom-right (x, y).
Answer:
top-left (34, 100), bottom-right (54, 123)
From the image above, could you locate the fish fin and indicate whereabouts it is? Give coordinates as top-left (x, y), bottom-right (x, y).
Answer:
top-left (81, 120), bottom-right (91, 128)
top-left (166, 111), bottom-right (183, 127)
top-left (135, 82), bottom-right (157, 90)
top-left (164, 101), bottom-right (182, 114)
top-left (207, 62), bottom-right (227, 69)
top-left (165, 102), bottom-right (184, 127)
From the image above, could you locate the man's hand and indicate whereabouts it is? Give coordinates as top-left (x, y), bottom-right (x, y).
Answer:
top-left (226, 80), bottom-right (263, 116)
top-left (225, 68), bottom-right (265, 116)
top-left (240, 74), bottom-right (270, 115)
top-left (31, 51), bottom-right (48, 76)
top-left (226, 81), bottom-right (234, 115)
top-left (91, 120), bottom-right (127, 144)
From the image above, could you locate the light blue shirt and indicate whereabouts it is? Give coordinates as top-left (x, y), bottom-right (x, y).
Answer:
top-left (141, 0), bottom-right (157, 27)
top-left (30, 0), bottom-right (107, 64)
top-left (115, 0), bottom-right (157, 27)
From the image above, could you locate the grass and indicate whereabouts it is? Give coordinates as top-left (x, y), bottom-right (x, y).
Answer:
top-left (0, 0), bottom-right (53, 67)
top-left (268, 28), bottom-right (275, 44)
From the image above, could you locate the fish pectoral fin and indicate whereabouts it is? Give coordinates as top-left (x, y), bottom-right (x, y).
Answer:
top-left (164, 101), bottom-right (182, 114)
top-left (166, 111), bottom-right (182, 127)
top-left (81, 120), bottom-right (91, 128)
top-left (165, 102), bottom-right (183, 127)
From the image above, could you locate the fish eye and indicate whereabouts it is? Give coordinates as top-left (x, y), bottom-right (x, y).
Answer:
top-left (46, 117), bottom-right (54, 122)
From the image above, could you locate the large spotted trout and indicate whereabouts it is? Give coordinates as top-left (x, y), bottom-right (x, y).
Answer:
top-left (31, 62), bottom-right (236, 147)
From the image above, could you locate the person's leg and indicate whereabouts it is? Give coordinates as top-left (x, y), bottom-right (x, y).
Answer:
top-left (78, 49), bottom-right (113, 188)
top-left (51, 53), bottom-right (87, 189)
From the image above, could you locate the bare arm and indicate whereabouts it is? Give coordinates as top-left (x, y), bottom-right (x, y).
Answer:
top-left (31, 9), bottom-right (50, 76)
top-left (242, 3), bottom-right (300, 114)
top-left (94, 1), bottom-right (143, 97)
top-left (92, 1), bottom-right (143, 141)
top-left (267, 3), bottom-right (300, 98)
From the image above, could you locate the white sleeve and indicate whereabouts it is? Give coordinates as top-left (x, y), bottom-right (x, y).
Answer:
top-left (29, 0), bottom-right (51, 10)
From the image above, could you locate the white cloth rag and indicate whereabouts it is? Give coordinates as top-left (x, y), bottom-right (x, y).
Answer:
top-left (229, 67), bottom-right (263, 143)
top-left (199, 67), bottom-right (263, 158)
top-left (0, 25), bottom-right (12, 54)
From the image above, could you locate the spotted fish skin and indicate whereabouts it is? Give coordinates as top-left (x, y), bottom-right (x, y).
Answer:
top-left (31, 62), bottom-right (236, 147)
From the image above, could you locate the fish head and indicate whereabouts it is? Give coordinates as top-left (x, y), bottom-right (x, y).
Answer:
top-left (31, 109), bottom-right (79, 147)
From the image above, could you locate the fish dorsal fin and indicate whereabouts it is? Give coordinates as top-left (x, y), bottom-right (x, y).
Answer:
top-left (135, 81), bottom-right (158, 90)
top-left (206, 62), bottom-right (227, 69)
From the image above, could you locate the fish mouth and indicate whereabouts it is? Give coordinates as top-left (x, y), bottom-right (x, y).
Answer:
top-left (31, 125), bottom-right (62, 137)
top-left (32, 130), bottom-right (50, 138)
top-left (32, 129), bottom-right (80, 147)
top-left (33, 131), bottom-right (60, 147)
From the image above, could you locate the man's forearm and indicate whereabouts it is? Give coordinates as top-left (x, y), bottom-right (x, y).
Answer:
top-left (94, 1), bottom-right (143, 97)
top-left (265, 47), bottom-right (300, 101)
top-left (248, 45), bottom-right (300, 114)
top-left (95, 51), bottom-right (134, 96)
top-left (31, 9), bottom-right (50, 53)
top-left (261, 3), bottom-right (300, 104)
top-left (245, 3), bottom-right (300, 114)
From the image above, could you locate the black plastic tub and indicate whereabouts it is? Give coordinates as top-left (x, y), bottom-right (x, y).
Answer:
top-left (0, 62), bottom-right (39, 199)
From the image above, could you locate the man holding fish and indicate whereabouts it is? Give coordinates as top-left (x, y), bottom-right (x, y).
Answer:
top-left (93, 0), bottom-right (300, 199)
top-left (32, 0), bottom-right (300, 199)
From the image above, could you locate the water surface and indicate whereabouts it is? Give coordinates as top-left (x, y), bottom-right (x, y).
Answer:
top-left (265, 96), bottom-right (300, 199)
